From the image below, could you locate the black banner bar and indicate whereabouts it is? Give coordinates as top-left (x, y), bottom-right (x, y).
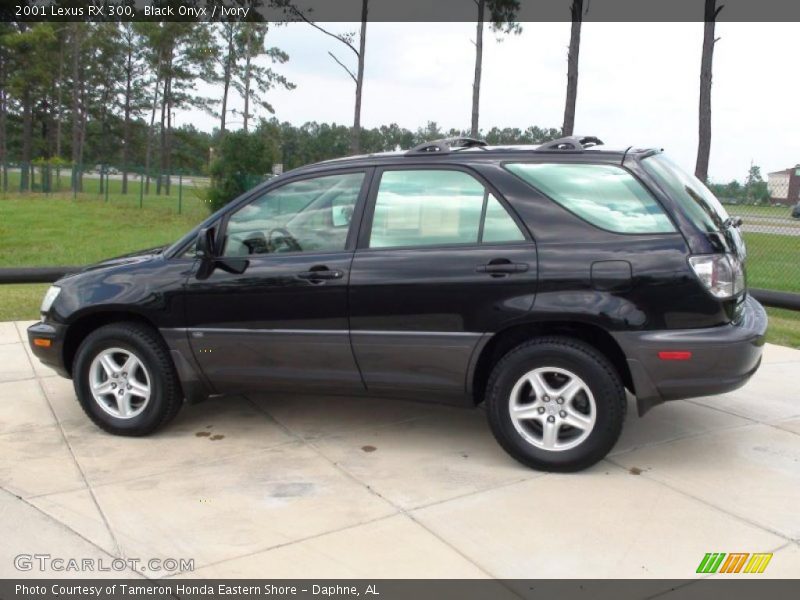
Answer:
top-left (5, 0), bottom-right (800, 23)
top-left (3, 580), bottom-right (800, 600)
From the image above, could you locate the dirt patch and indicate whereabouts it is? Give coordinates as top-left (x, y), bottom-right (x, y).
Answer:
top-left (269, 482), bottom-right (314, 498)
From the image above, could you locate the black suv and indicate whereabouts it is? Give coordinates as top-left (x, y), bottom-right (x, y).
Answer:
top-left (28, 136), bottom-right (767, 471)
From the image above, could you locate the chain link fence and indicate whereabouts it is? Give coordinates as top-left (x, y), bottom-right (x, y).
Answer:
top-left (718, 173), bottom-right (800, 294)
top-left (0, 160), bottom-right (220, 218)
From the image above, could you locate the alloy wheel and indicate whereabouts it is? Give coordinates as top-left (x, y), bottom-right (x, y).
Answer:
top-left (508, 366), bottom-right (597, 451)
top-left (88, 347), bottom-right (151, 419)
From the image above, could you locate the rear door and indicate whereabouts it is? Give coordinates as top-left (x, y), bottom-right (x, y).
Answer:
top-left (348, 165), bottom-right (538, 400)
top-left (183, 169), bottom-right (371, 395)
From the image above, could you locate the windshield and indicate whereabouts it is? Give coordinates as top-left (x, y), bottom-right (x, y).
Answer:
top-left (642, 153), bottom-right (730, 233)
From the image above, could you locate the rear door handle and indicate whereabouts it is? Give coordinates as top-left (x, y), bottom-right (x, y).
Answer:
top-left (297, 266), bottom-right (343, 281)
top-left (476, 262), bottom-right (529, 274)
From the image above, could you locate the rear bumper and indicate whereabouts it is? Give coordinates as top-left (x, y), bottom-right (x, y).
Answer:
top-left (27, 320), bottom-right (70, 378)
top-left (613, 295), bottom-right (768, 415)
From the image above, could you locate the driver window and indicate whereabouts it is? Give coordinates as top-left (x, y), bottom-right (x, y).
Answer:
top-left (222, 172), bottom-right (365, 257)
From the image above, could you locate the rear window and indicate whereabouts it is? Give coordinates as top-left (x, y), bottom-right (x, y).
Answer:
top-left (641, 153), bottom-right (730, 233)
top-left (505, 163), bottom-right (675, 234)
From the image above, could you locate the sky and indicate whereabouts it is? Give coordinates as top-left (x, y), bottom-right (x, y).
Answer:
top-left (177, 22), bottom-right (800, 183)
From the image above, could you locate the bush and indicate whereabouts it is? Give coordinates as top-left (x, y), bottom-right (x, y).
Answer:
top-left (207, 130), bottom-right (279, 212)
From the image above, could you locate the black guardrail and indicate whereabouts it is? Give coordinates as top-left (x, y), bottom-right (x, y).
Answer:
top-left (750, 288), bottom-right (800, 311)
top-left (0, 267), bottom-right (81, 284)
top-left (1, 266), bottom-right (799, 311)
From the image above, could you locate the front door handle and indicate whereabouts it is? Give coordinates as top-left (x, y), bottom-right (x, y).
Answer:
top-left (297, 266), bottom-right (344, 281)
top-left (476, 260), bottom-right (529, 275)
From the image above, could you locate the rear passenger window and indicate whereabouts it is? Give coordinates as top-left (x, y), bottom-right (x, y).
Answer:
top-left (369, 170), bottom-right (525, 249)
top-left (505, 163), bottom-right (675, 234)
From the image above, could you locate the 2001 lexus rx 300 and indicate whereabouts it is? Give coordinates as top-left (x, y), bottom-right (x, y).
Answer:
top-left (28, 136), bottom-right (767, 471)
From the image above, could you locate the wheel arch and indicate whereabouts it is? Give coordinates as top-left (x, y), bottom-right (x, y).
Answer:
top-left (62, 310), bottom-right (159, 377)
top-left (471, 320), bottom-right (633, 405)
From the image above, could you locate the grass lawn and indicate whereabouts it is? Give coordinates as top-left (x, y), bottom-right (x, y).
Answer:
top-left (723, 203), bottom-right (797, 219)
top-left (0, 195), bottom-right (207, 267)
top-left (741, 232), bottom-right (800, 294)
top-left (763, 307), bottom-right (800, 349)
top-left (0, 283), bottom-right (49, 322)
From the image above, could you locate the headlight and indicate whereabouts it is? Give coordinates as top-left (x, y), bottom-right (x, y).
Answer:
top-left (40, 286), bottom-right (61, 315)
top-left (688, 254), bottom-right (745, 299)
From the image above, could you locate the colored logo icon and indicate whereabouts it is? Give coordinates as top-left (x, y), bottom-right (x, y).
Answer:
top-left (696, 552), bottom-right (773, 574)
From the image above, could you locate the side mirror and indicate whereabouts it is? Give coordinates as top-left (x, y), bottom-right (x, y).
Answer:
top-left (194, 227), bottom-right (249, 280)
top-left (196, 227), bottom-right (217, 260)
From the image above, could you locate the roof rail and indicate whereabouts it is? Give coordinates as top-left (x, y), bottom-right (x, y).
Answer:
top-left (405, 137), bottom-right (488, 156)
top-left (536, 136), bottom-right (604, 152)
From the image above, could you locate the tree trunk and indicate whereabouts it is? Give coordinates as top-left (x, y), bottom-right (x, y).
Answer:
top-left (351, 0), bottom-right (368, 154)
top-left (695, 0), bottom-right (720, 182)
top-left (20, 87), bottom-right (32, 191)
top-left (243, 26), bottom-right (253, 133)
top-left (0, 43), bottom-right (7, 185)
top-left (55, 34), bottom-right (65, 161)
top-left (98, 75), bottom-right (112, 195)
top-left (78, 84), bottom-right (87, 175)
top-left (220, 26), bottom-right (234, 134)
top-left (122, 42), bottom-right (132, 194)
top-left (70, 24), bottom-right (83, 192)
top-left (0, 85), bottom-right (5, 190)
top-left (144, 73), bottom-right (161, 194)
top-left (562, 0), bottom-right (582, 136)
top-left (166, 76), bottom-right (172, 195)
top-left (221, 75), bottom-right (231, 133)
top-left (41, 95), bottom-right (51, 192)
top-left (470, 0), bottom-right (484, 139)
top-left (158, 77), bottom-right (167, 195)
top-left (158, 46), bottom-right (172, 195)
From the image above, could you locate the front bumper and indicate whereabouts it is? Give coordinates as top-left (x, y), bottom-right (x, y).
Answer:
top-left (613, 295), bottom-right (768, 415)
top-left (27, 320), bottom-right (70, 378)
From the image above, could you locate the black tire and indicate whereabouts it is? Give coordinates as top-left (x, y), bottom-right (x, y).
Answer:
top-left (72, 322), bottom-right (183, 436)
top-left (486, 336), bottom-right (626, 472)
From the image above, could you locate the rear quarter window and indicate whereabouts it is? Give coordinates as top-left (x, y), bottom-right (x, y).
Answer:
top-left (505, 163), bottom-right (676, 234)
top-left (641, 153), bottom-right (730, 233)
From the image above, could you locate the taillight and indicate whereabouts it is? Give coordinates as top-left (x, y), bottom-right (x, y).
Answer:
top-left (688, 254), bottom-right (745, 299)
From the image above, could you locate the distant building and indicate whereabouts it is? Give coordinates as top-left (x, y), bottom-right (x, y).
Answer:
top-left (767, 166), bottom-right (800, 205)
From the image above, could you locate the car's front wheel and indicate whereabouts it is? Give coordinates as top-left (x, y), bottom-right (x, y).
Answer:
top-left (486, 336), bottom-right (626, 472)
top-left (73, 322), bottom-right (183, 436)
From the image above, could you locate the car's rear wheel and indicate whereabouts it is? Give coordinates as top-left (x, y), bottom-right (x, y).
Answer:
top-left (486, 336), bottom-right (626, 472)
top-left (73, 322), bottom-right (183, 436)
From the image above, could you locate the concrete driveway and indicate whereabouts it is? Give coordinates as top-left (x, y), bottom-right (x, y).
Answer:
top-left (1, 320), bottom-right (799, 580)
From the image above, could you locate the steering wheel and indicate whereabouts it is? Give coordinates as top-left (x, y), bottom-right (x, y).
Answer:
top-left (267, 227), bottom-right (302, 253)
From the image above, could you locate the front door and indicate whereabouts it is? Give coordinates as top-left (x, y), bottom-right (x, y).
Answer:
top-left (184, 169), bottom-right (370, 395)
top-left (348, 166), bottom-right (538, 399)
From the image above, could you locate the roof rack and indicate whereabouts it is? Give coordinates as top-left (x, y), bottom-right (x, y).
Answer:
top-left (536, 136), bottom-right (604, 152)
top-left (405, 137), bottom-right (488, 156)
